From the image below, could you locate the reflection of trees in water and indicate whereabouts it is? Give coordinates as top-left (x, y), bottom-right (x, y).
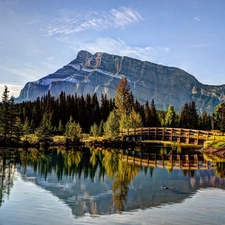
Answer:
top-left (0, 150), bottom-right (17, 207)
top-left (19, 147), bottom-right (84, 180)
top-left (18, 148), bottom-right (225, 183)
top-left (18, 147), bottom-right (141, 212)
top-left (16, 147), bottom-right (225, 213)
top-left (110, 162), bottom-right (140, 212)
top-left (214, 162), bottom-right (225, 178)
top-left (102, 150), bottom-right (119, 179)
top-left (18, 147), bottom-right (113, 182)
top-left (100, 149), bottom-right (140, 212)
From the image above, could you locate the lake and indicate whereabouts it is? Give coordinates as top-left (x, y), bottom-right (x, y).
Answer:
top-left (0, 145), bottom-right (225, 225)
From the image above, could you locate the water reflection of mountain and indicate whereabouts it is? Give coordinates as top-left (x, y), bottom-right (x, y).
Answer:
top-left (3, 147), bottom-right (225, 217)
top-left (17, 147), bottom-right (225, 216)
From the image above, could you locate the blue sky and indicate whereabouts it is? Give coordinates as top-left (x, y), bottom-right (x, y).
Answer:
top-left (0, 0), bottom-right (225, 97)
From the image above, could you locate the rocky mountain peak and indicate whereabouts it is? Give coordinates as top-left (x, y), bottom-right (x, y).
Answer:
top-left (16, 50), bottom-right (225, 113)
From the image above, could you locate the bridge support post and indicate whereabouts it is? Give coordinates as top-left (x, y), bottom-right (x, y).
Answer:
top-left (162, 128), bottom-right (165, 141)
top-left (178, 129), bottom-right (181, 143)
top-left (170, 128), bottom-right (173, 141)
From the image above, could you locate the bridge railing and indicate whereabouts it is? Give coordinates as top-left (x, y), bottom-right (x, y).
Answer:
top-left (120, 127), bottom-right (214, 145)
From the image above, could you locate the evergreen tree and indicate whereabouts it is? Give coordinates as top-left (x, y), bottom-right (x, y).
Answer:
top-left (85, 93), bottom-right (92, 132)
top-left (65, 116), bottom-right (82, 142)
top-left (144, 100), bottom-right (151, 127)
top-left (213, 102), bottom-right (225, 133)
top-left (98, 120), bottom-right (104, 136)
top-left (36, 112), bottom-right (53, 147)
top-left (104, 110), bottom-right (120, 139)
top-left (128, 109), bottom-right (143, 128)
top-left (23, 117), bottom-right (31, 142)
top-left (188, 101), bottom-right (199, 129)
top-left (120, 109), bottom-right (143, 130)
top-left (14, 117), bottom-right (23, 144)
top-left (119, 113), bottom-right (130, 130)
top-left (100, 94), bottom-right (110, 122)
top-left (77, 95), bottom-right (86, 130)
top-left (58, 119), bottom-right (63, 133)
top-left (0, 86), bottom-right (20, 144)
top-left (150, 99), bottom-right (160, 127)
top-left (8, 96), bottom-right (19, 141)
top-left (114, 77), bottom-right (133, 117)
top-left (179, 101), bottom-right (199, 129)
top-left (91, 93), bottom-right (101, 125)
top-left (165, 105), bottom-right (176, 127)
top-left (0, 86), bottom-right (10, 142)
top-left (32, 97), bottom-right (41, 128)
top-left (23, 117), bottom-right (30, 135)
top-left (199, 111), bottom-right (212, 131)
top-left (179, 103), bottom-right (189, 128)
top-left (59, 91), bottom-right (68, 126)
top-left (90, 123), bottom-right (99, 138)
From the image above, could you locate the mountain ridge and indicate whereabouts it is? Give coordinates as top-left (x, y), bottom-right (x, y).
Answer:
top-left (16, 50), bottom-right (225, 113)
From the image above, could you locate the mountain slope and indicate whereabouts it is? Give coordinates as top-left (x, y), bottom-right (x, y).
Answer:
top-left (16, 50), bottom-right (225, 113)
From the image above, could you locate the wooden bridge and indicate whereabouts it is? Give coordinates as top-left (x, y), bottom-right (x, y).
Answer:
top-left (120, 149), bottom-right (217, 170)
top-left (120, 127), bottom-right (214, 146)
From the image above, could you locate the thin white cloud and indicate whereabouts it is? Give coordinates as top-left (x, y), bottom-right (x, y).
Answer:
top-left (44, 7), bottom-right (143, 36)
top-left (188, 43), bottom-right (208, 48)
top-left (109, 7), bottom-right (143, 27)
top-left (0, 65), bottom-right (39, 80)
top-left (193, 16), bottom-right (200, 21)
top-left (72, 37), bottom-right (169, 63)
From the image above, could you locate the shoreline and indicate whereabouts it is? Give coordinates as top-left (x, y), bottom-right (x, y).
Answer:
top-left (201, 147), bottom-right (225, 158)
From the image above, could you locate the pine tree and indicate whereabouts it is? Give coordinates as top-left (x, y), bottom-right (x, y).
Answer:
top-left (119, 113), bottom-right (130, 130)
top-left (120, 109), bottom-right (143, 130)
top-left (179, 101), bottom-right (199, 129)
top-left (65, 116), bottom-right (82, 142)
top-left (58, 119), bottom-right (63, 134)
top-left (150, 99), bottom-right (161, 127)
top-left (14, 117), bottom-right (23, 144)
top-left (90, 123), bottom-right (99, 138)
top-left (188, 101), bottom-right (199, 129)
top-left (114, 77), bottom-right (133, 117)
top-left (104, 110), bottom-right (120, 139)
top-left (213, 102), bottom-right (225, 133)
top-left (100, 94), bottom-right (110, 122)
top-left (0, 86), bottom-right (10, 142)
top-left (179, 103), bottom-right (189, 128)
top-left (98, 120), bottom-right (104, 136)
top-left (0, 86), bottom-right (20, 144)
top-left (23, 117), bottom-right (31, 143)
top-left (199, 111), bottom-right (212, 131)
top-left (91, 93), bottom-right (101, 125)
top-left (165, 105), bottom-right (176, 127)
top-left (128, 109), bottom-right (143, 128)
top-left (23, 117), bottom-right (30, 135)
top-left (36, 112), bottom-right (53, 147)
top-left (144, 100), bottom-right (151, 127)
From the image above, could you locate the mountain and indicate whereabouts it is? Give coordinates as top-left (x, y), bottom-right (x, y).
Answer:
top-left (16, 50), bottom-right (225, 113)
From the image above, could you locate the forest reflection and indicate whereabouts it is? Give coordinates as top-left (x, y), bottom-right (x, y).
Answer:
top-left (19, 147), bottom-right (141, 212)
top-left (1, 146), bottom-right (225, 213)
top-left (0, 149), bottom-right (17, 207)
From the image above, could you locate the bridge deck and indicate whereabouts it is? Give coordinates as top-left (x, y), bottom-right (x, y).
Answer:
top-left (120, 127), bottom-right (214, 146)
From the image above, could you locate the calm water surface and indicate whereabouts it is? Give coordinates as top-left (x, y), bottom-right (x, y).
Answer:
top-left (0, 146), bottom-right (225, 225)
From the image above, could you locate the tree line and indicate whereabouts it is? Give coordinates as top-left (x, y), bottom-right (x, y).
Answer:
top-left (0, 77), bottom-right (225, 146)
